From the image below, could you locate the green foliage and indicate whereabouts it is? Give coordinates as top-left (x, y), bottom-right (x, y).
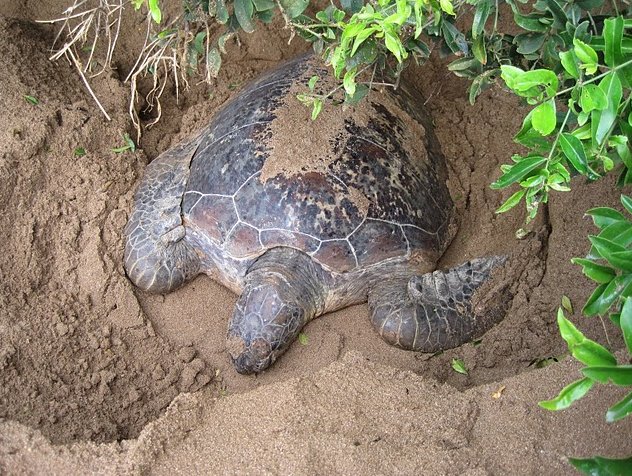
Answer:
top-left (111, 134), bottom-right (136, 154)
top-left (133, 0), bottom-right (163, 24)
top-left (287, 0), bottom-right (459, 118)
top-left (23, 94), bottom-right (39, 105)
top-left (493, 14), bottom-right (632, 224)
top-left (539, 197), bottom-right (632, 470)
top-left (569, 456), bottom-right (632, 476)
top-left (451, 358), bottom-right (468, 374)
top-left (298, 332), bottom-right (309, 345)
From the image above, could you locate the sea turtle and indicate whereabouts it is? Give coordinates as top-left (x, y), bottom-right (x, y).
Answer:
top-left (124, 55), bottom-right (510, 374)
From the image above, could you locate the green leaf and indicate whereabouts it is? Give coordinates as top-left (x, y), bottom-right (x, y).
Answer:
top-left (298, 332), bottom-right (309, 345)
top-left (583, 283), bottom-right (609, 316)
top-left (542, 0), bottom-right (566, 29)
top-left (538, 377), bottom-right (594, 411)
top-left (569, 456), bottom-right (632, 475)
top-left (451, 358), bottom-right (468, 374)
top-left (590, 233), bottom-right (630, 263)
top-left (608, 251), bottom-right (632, 272)
top-left (448, 57), bottom-right (481, 74)
top-left (621, 298), bottom-right (632, 354)
top-left (598, 221), bottom-right (632, 249)
top-left (468, 69), bottom-right (495, 104)
top-left (491, 156), bottom-right (547, 189)
top-left (340, 0), bottom-right (363, 13)
top-left (500, 65), bottom-right (525, 90)
top-left (308, 75), bottom-right (318, 91)
top-left (24, 94), bottom-right (39, 105)
top-left (74, 147), bottom-right (86, 157)
top-left (622, 195), bottom-right (632, 215)
top-left (511, 69), bottom-right (558, 95)
top-left (603, 16), bottom-right (624, 68)
top-left (439, 0), bottom-right (455, 15)
top-left (112, 134), bottom-right (136, 153)
top-left (559, 133), bottom-right (588, 174)
top-left (234, 0), bottom-right (255, 32)
top-left (586, 207), bottom-right (626, 228)
top-left (580, 84), bottom-right (608, 113)
top-left (342, 22), bottom-right (365, 43)
top-left (531, 100), bottom-right (556, 135)
top-left (472, 0), bottom-right (490, 38)
top-left (583, 273), bottom-right (632, 316)
top-left (571, 258), bottom-right (616, 284)
top-left (351, 27), bottom-right (377, 56)
top-left (559, 50), bottom-right (579, 79)
top-left (252, 0), bottom-right (275, 11)
top-left (592, 72), bottom-right (623, 146)
top-left (574, 0), bottom-right (603, 7)
top-left (279, 0), bottom-right (309, 19)
top-left (441, 20), bottom-right (468, 55)
top-left (496, 189), bottom-right (526, 214)
top-left (606, 391), bottom-right (632, 422)
top-left (582, 366), bottom-right (632, 386)
top-left (148, 0), bottom-right (161, 23)
top-left (472, 34), bottom-right (487, 65)
top-left (345, 83), bottom-right (369, 105)
top-left (557, 308), bottom-right (584, 347)
top-left (384, 30), bottom-right (406, 62)
top-left (561, 295), bottom-right (573, 314)
top-left (207, 47), bottom-right (221, 78)
top-left (514, 32), bottom-right (546, 55)
top-left (343, 68), bottom-right (357, 95)
top-left (216, 0), bottom-right (229, 23)
top-left (573, 38), bottom-right (598, 75)
top-left (572, 340), bottom-right (617, 367)
top-left (513, 12), bottom-right (548, 33)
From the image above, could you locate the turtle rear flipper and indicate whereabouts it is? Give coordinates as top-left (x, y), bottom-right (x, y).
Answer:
top-left (368, 257), bottom-right (510, 352)
top-left (124, 142), bottom-right (201, 293)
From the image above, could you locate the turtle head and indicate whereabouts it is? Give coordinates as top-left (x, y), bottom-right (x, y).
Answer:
top-left (226, 248), bottom-right (325, 374)
top-left (227, 274), bottom-right (309, 374)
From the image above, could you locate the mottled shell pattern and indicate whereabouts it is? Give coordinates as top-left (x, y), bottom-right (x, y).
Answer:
top-left (181, 55), bottom-right (453, 277)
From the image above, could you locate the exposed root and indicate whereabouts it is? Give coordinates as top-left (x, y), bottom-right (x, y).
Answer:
top-left (38, 0), bottom-right (126, 121)
top-left (41, 1), bottom-right (221, 139)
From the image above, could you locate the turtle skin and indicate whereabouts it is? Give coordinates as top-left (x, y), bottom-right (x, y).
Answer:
top-left (124, 54), bottom-right (510, 374)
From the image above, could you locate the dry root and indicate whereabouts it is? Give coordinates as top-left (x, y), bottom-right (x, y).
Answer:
top-left (40, 0), bottom-right (220, 140)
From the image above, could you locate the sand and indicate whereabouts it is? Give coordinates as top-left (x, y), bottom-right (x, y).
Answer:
top-left (0, 1), bottom-right (630, 474)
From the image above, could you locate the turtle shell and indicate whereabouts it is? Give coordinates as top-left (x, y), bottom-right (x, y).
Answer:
top-left (181, 55), bottom-right (454, 274)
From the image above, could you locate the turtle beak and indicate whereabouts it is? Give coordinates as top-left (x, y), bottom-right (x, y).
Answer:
top-left (226, 279), bottom-right (306, 374)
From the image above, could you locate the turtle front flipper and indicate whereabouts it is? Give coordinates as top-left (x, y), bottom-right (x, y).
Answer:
top-left (227, 248), bottom-right (326, 374)
top-left (368, 257), bottom-right (510, 352)
top-left (124, 141), bottom-right (201, 293)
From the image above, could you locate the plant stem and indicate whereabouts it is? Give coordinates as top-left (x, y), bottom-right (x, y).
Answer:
top-left (547, 108), bottom-right (571, 163)
top-left (556, 57), bottom-right (632, 98)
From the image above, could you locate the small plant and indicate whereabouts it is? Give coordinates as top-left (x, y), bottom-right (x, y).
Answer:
top-left (23, 94), bottom-right (39, 105)
top-left (111, 133), bottom-right (136, 153)
top-left (298, 332), bottom-right (309, 345)
top-left (451, 357), bottom-right (468, 374)
top-left (74, 147), bottom-right (87, 157)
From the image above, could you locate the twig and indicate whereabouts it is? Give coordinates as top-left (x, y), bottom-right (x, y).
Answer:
top-left (68, 49), bottom-right (111, 120)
